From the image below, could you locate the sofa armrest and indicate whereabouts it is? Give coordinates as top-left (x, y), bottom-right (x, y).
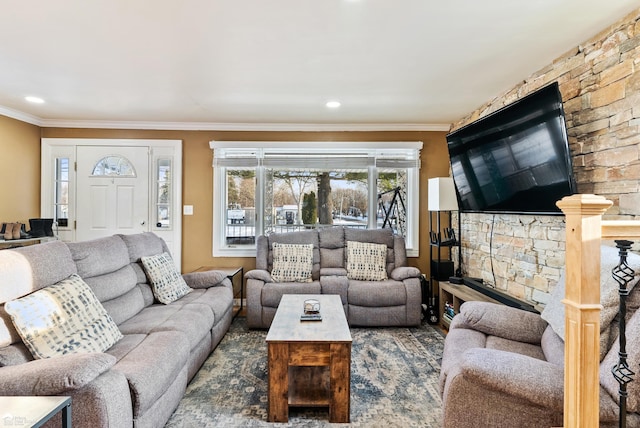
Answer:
top-left (459, 347), bottom-right (564, 411)
top-left (182, 270), bottom-right (229, 289)
top-left (456, 301), bottom-right (547, 344)
top-left (0, 352), bottom-right (116, 396)
top-left (390, 266), bottom-right (421, 281)
top-left (245, 269), bottom-right (272, 283)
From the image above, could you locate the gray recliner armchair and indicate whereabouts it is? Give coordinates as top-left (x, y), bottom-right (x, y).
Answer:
top-left (439, 245), bottom-right (640, 427)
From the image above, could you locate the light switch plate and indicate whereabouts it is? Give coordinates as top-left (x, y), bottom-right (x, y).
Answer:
top-left (183, 205), bottom-right (194, 215)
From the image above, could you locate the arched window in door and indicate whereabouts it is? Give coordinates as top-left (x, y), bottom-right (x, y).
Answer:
top-left (91, 155), bottom-right (136, 177)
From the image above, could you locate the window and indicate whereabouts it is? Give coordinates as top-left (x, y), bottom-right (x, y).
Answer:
top-left (155, 158), bottom-right (172, 229)
top-left (91, 155), bottom-right (136, 177)
top-left (54, 158), bottom-right (70, 227)
top-left (211, 141), bottom-right (422, 257)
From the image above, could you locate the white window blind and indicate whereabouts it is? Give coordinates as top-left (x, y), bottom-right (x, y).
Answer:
top-left (211, 141), bottom-right (421, 170)
top-left (210, 141), bottom-right (423, 257)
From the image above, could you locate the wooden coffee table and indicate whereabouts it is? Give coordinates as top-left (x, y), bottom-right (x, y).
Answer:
top-left (265, 294), bottom-right (352, 423)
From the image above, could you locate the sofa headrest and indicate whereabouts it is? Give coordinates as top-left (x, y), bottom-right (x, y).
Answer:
top-left (117, 232), bottom-right (169, 263)
top-left (0, 240), bottom-right (77, 348)
top-left (67, 235), bottom-right (130, 279)
top-left (0, 240), bottom-right (76, 304)
top-left (344, 227), bottom-right (394, 248)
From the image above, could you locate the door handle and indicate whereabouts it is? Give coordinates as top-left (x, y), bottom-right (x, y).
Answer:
top-left (140, 221), bottom-right (146, 226)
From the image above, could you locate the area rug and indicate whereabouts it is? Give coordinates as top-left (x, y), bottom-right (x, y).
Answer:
top-left (165, 317), bottom-right (445, 427)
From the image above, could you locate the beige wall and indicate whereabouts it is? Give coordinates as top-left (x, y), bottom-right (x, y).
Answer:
top-left (40, 127), bottom-right (449, 275)
top-left (450, 8), bottom-right (640, 306)
top-left (0, 115), bottom-right (41, 223)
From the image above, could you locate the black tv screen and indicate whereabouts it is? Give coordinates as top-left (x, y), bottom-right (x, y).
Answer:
top-left (446, 82), bottom-right (576, 215)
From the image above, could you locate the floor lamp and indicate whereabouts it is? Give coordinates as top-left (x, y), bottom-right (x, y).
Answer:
top-left (428, 177), bottom-right (461, 278)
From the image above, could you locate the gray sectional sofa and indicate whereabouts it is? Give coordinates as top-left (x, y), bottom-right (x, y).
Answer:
top-left (245, 226), bottom-right (422, 328)
top-left (0, 232), bottom-right (234, 428)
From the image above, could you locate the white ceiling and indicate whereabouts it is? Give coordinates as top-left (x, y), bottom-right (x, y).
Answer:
top-left (1, 0), bottom-right (639, 131)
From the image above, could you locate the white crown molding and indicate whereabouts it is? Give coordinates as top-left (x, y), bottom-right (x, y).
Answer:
top-left (1, 105), bottom-right (451, 132)
top-left (38, 119), bottom-right (451, 132)
top-left (0, 105), bottom-right (43, 126)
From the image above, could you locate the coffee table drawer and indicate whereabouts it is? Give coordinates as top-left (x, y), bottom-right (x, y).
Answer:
top-left (289, 343), bottom-right (330, 366)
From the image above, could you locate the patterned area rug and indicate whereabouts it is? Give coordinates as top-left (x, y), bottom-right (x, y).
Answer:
top-left (165, 317), bottom-right (445, 427)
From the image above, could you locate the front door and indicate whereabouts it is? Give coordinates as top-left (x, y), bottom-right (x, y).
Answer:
top-left (76, 146), bottom-right (150, 242)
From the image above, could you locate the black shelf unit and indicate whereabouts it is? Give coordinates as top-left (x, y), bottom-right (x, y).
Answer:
top-left (424, 210), bottom-right (459, 325)
top-left (429, 210), bottom-right (457, 281)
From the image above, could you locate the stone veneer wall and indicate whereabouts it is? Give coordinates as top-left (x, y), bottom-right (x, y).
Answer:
top-left (450, 8), bottom-right (640, 308)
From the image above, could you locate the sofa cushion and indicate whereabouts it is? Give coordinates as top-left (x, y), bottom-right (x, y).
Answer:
top-left (5, 274), bottom-right (123, 359)
top-left (347, 279), bottom-right (406, 306)
top-left (0, 342), bottom-right (33, 366)
top-left (118, 303), bottom-right (214, 351)
top-left (112, 330), bottom-right (189, 417)
top-left (177, 286), bottom-right (233, 325)
top-left (270, 243), bottom-right (314, 282)
top-left (346, 241), bottom-right (388, 281)
top-left (541, 245), bottom-right (640, 359)
top-left (105, 333), bottom-right (147, 362)
top-left (541, 326), bottom-right (564, 366)
top-left (485, 336), bottom-right (546, 361)
top-left (262, 281), bottom-right (321, 307)
top-left (102, 286), bottom-right (147, 326)
top-left (601, 305), bottom-right (640, 413)
top-left (141, 252), bottom-right (192, 304)
top-left (0, 306), bottom-right (21, 348)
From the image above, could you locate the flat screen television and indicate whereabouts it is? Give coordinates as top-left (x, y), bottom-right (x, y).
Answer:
top-left (446, 82), bottom-right (576, 215)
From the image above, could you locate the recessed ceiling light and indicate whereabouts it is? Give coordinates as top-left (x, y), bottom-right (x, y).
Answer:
top-left (25, 96), bottom-right (45, 104)
top-left (326, 100), bottom-right (341, 108)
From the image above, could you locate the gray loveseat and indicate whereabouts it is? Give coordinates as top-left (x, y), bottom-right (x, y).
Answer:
top-left (245, 226), bottom-right (422, 328)
top-left (0, 232), bottom-right (233, 428)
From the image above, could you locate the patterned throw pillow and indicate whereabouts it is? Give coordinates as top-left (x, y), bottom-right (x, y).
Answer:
top-left (270, 243), bottom-right (314, 283)
top-left (141, 252), bottom-right (192, 304)
top-left (4, 274), bottom-right (123, 359)
top-left (346, 241), bottom-right (388, 281)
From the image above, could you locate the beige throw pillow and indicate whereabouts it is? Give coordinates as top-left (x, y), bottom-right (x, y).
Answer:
top-left (270, 243), bottom-right (314, 283)
top-left (346, 241), bottom-right (388, 281)
top-left (5, 274), bottom-right (123, 359)
top-left (141, 252), bottom-right (192, 304)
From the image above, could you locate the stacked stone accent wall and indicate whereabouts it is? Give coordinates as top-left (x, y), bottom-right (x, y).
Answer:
top-left (451, 8), bottom-right (640, 307)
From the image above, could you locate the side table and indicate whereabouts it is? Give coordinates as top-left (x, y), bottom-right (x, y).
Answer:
top-left (0, 396), bottom-right (71, 427)
top-left (438, 281), bottom-right (499, 330)
top-left (193, 266), bottom-right (244, 317)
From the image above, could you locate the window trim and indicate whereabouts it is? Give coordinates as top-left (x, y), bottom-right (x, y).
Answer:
top-left (211, 141), bottom-right (422, 257)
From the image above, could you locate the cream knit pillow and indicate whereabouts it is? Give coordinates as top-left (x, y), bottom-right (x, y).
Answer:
top-left (270, 243), bottom-right (314, 283)
top-left (346, 241), bottom-right (388, 281)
